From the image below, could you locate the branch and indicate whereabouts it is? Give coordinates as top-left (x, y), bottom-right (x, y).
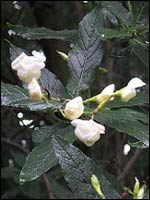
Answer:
top-left (1, 137), bottom-right (54, 199)
top-left (42, 173), bottom-right (54, 199)
top-left (117, 148), bottom-right (142, 181)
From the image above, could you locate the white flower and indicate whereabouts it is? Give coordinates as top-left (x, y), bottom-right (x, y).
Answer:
top-left (120, 78), bottom-right (146, 102)
top-left (11, 52), bottom-right (45, 83)
top-left (28, 78), bottom-right (43, 101)
top-left (96, 84), bottom-right (115, 103)
top-left (71, 119), bottom-right (105, 147)
top-left (64, 96), bottom-right (84, 120)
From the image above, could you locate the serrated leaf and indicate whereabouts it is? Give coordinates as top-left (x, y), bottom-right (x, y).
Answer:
top-left (1, 82), bottom-right (54, 111)
top-left (40, 69), bottom-right (69, 99)
top-left (96, 28), bottom-right (130, 40)
top-left (130, 39), bottom-right (149, 67)
top-left (7, 23), bottom-right (78, 42)
top-left (20, 125), bottom-right (76, 182)
top-left (108, 92), bottom-right (149, 108)
top-left (32, 123), bottom-right (74, 144)
top-left (95, 108), bottom-right (149, 147)
top-left (67, 5), bottom-right (103, 97)
top-left (5, 40), bottom-right (28, 62)
top-left (52, 135), bottom-right (121, 199)
top-left (101, 1), bottom-right (130, 26)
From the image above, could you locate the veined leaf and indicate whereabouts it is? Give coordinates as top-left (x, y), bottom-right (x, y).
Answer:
top-left (1, 82), bottom-right (55, 111)
top-left (101, 1), bottom-right (130, 27)
top-left (130, 39), bottom-right (149, 68)
top-left (95, 108), bottom-right (149, 147)
top-left (40, 69), bottom-right (69, 99)
top-left (7, 23), bottom-right (78, 42)
top-left (96, 28), bottom-right (130, 40)
top-left (67, 5), bottom-right (103, 97)
top-left (52, 135), bottom-right (121, 199)
top-left (20, 124), bottom-right (76, 182)
top-left (32, 123), bottom-right (74, 144)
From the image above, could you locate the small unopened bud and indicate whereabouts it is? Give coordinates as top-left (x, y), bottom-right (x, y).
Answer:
top-left (28, 78), bottom-right (43, 101)
top-left (64, 96), bottom-right (84, 120)
top-left (56, 50), bottom-right (68, 61)
top-left (91, 174), bottom-right (105, 199)
top-left (133, 177), bottom-right (140, 196)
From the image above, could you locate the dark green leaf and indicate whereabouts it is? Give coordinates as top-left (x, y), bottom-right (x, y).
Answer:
top-left (32, 123), bottom-right (75, 144)
top-left (96, 28), bottom-right (130, 40)
top-left (1, 82), bottom-right (54, 111)
top-left (5, 40), bottom-right (28, 62)
top-left (67, 5), bottom-right (103, 96)
top-left (95, 108), bottom-right (149, 147)
top-left (1, 167), bottom-right (20, 183)
top-left (52, 135), bottom-right (121, 199)
top-left (20, 125), bottom-right (76, 182)
top-left (108, 92), bottom-right (149, 108)
top-left (40, 69), bottom-right (69, 99)
top-left (130, 39), bottom-right (149, 67)
top-left (101, 1), bottom-right (130, 26)
top-left (7, 23), bottom-right (78, 42)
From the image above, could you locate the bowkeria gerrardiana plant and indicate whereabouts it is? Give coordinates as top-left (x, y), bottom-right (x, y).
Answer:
top-left (10, 52), bottom-right (146, 147)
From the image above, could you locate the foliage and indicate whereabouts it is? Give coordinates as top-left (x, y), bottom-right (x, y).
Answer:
top-left (1, 1), bottom-right (149, 199)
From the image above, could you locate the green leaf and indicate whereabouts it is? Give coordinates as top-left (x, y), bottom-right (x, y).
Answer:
top-left (101, 1), bottom-right (130, 27)
top-left (108, 92), bottom-right (149, 108)
top-left (96, 28), bottom-right (130, 40)
top-left (5, 40), bottom-right (28, 62)
top-left (32, 123), bottom-right (75, 144)
top-left (130, 39), bottom-right (149, 67)
top-left (7, 23), bottom-right (78, 42)
top-left (20, 124), bottom-right (76, 182)
top-left (128, 141), bottom-right (148, 149)
top-left (40, 69), bottom-right (69, 99)
top-left (1, 82), bottom-right (52, 111)
top-left (52, 135), bottom-right (121, 199)
top-left (67, 5), bottom-right (103, 97)
top-left (95, 108), bottom-right (149, 147)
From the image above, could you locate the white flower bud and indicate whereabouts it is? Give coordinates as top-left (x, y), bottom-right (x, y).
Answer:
top-left (71, 119), bottom-right (105, 147)
top-left (64, 96), bottom-right (84, 120)
top-left (28, 78), bottom-right (43, 101)
top-left (120, 77), bottom-right (146, 102)
top-left (96, 84), bottom-right (115, 103)
top-left (11, 52), bottom-right (45, 83)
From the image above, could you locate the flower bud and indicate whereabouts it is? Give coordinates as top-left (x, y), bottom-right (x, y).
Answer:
top-left (120, 77), bottom-right (146, 102)
top-left (96, 84), bottom-right (115, 103)
top-left (56, 50), bottom-right (68, 61)
top-left (11, 52), bottom-right (45, 83)
top-left (64, 96), bottom-right (84, 120)
top-left (28, 78), bottom-right (43, 101)
top-left (71, 119), bottom-right (105, 147)
top-left (91, 174), bottom-right (105, 199)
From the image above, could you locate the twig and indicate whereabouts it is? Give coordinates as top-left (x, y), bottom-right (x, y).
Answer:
top-left (117, 148), bottom-right (142, 181)
top-left (1, 137), bottom-right (54, 199)
top-left (42, 173), bottom-right (54, 199)
top-left (1, 137), bottom-right (29, 154)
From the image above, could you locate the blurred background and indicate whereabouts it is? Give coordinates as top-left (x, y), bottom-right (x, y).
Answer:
top-left (1, 1), bottom-right (149, 199)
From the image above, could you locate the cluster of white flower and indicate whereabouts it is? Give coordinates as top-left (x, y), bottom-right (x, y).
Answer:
top-left (11, 52), bottom-right (45, 101)
top-left (64, 77), bottom-right (145, 146)
top-left (11, 53), bottom-right (146, 147)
